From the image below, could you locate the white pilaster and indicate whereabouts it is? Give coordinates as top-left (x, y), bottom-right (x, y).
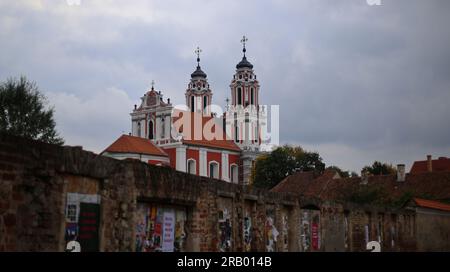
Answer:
top-left (176, 146), bottom-right (187, 172)
top-left (221, 151), bottom-right (229, 182)
top-left (199, 148), bottom-right (207, 177)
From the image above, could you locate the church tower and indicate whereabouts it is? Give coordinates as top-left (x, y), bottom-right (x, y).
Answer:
top-left (185, 47), bottom-right (213, 115)
top-left (226, 36), bottom-right (262, 185)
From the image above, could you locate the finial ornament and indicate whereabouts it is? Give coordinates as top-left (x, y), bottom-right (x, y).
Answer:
top-left (195, 46), bottom-right (202, 66)
top-left (240, 35), bottom-right (248, 56)
top-left (151, 80), bottom-right (155, 90)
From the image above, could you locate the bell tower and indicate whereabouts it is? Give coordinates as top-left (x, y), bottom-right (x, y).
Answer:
top-left (226, 36), bottom-right (262, 185)
top-left (185, 47), bottom-right (213, 115)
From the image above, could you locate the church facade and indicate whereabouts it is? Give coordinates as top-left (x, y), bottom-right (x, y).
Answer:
top-left (102, 38), bottom-right (263, 185)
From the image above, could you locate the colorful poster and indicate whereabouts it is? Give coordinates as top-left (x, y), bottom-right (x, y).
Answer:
top-left (218, 209), bottom-right (232, 252)
top-left (174, 210), bottom-right (186, 252)
top-left (243, 215), bottom-right (252, 252)
top-left (162, 210), bottom-right (175, 252)
top-left (301, 211), bottom-right (311, 252)
top-left (312, 213), bottom-right (320, 250)
top-left (265, 217), bottom-right (279, 252)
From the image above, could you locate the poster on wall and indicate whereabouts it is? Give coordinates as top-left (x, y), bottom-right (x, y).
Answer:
top-left (312, 213), bottom-right (320, 251)
top-left (78, 203), bottom-right (100, 252)
top-left (282, 214), bottom-right (289, 252)
top-left (218, 208), bottom-right (232, 252)
top-left (301, 211), bottom-right (311, 252)
top-left (243, 215), bottom-right (252, 252)
top-left (265, 216), bottom-right (279, 252)
top-left (162, 210), bottom-right (175, 252)
top-left (135, 204), bottom-right (187, 252)
top-left (64, 193), bottom-right (101, 252)
top-left (174, 210), bottom-right (187, 252)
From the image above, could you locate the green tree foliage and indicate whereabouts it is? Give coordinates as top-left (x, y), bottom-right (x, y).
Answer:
top-left (0, 76), bottom-right (64, 145)
top-left (361, 161), bottom-right (396, 176)
top-left (326, 165), bottom-right (350, 178)
top-left (252, 145), bottom-right (325, 189)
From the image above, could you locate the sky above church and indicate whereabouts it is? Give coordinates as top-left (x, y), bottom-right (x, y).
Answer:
top-left (1, 0), bottom-right (450, 173)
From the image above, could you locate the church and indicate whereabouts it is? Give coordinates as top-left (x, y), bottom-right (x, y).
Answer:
top-left (102, 37), bottom-right (264, 185)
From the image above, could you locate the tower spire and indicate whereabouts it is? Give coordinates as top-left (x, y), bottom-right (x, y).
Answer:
top-left (195, 46), bottom-right (202, 67)
top-left (151, 80), bottom-right (155, 91)
top-left (240, 35), bottom-right (248, 56)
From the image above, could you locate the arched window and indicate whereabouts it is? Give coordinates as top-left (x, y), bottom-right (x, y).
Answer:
top-left (137, 122), bottom-right (141, 137)
top-left (149, 120), bottom-right (154, 140)
top-left (203, 96), bottom-right (207, 112)
top-left (230, 164), bottom-right (238, 184)
top-left (187, 159), bottom-right (196, 175)
top-left (161, 118), bottom-right (165, 138)
top-left (250, 88), bottom-right (254, 105)
top-left (209, 161), bottom-right (219, 179)
top-left (191, 96), bottom-right (195, 112)
top-left (237, 88), bottom-right (242, 105)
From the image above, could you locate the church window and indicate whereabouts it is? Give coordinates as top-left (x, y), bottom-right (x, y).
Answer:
top-left (187, 159), bottom-right (196, 175)
top-left (209, 162), bottom-right (219, 179)
top-left (239, 74), bottom-right (242, 79)
top-left (137, 122), bottom-right (141, 137)
top-left (237, 88), bottom-right (242, 105)
top-left (230, 165), bottom-right (238, 184)
top-left (203, 96), bottom-right (207, 112)
top-left (149, 120), bottom-right (154, 140)
top-left (191, 96), bottom-right (195, 112)
top-left (251, 88), bottom-right (254, 105)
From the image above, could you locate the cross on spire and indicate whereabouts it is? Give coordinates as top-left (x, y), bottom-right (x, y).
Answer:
top-left (240, 35), bottom-right (248, 56)
top-left (195, 46), bottom-right (202, 66)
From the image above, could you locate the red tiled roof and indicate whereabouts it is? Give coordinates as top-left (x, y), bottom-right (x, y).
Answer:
top-left (271, 170), bottom-right (450, 203)
top-left (172, 110), bottom-right (241, 152)
top-left (410, 157), bottom-right (450, 174)
top-left (414, 198), bottom-right (450, 212)
top-left (102, 135), bottom-right (168, 157)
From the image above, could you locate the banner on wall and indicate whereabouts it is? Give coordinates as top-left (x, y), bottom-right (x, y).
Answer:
top-left (162, 210), bottom-right (175, 252)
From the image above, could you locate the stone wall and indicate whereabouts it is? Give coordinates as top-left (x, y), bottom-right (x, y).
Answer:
top-left (1, 133), bottom-right (450, 252)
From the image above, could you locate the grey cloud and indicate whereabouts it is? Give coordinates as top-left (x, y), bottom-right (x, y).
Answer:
top-left (0, 0), bottom-right (449, 172)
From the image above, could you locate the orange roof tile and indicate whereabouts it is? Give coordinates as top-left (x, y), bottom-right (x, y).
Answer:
top-left (413, 198), bottom-right (450, 212)
top-left (102, 135), bottom-right (168, 157)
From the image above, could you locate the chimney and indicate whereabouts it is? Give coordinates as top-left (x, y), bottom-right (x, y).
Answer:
top-left (427, 155), bottom-right (432, 172)
top-left (361, 170), bottom-right (369, 185)
top-left (397, 164), bottom-right (405, 182)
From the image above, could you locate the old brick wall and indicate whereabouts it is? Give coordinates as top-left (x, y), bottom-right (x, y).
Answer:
top-left (1, 133), bottom-right (450, 252)
top-left (415, 209), bottom-right (450, 251)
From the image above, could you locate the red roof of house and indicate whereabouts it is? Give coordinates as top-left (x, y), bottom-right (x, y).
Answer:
top-left (172, 110), bottom-right (241, 152)
top-left (410, 157), bottom-right (450, 174)
top-left (271, 170), bottom-right (450, 203)
top-left (102, 135), bottom-right (168, 157)
top-left (413, 198), bottom-right (450, 212)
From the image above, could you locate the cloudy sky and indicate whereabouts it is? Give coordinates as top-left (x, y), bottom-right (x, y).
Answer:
top-left (1, 0), bottom-right (449, 173)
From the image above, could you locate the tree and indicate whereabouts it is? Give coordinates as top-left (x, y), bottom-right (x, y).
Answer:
top-left (252, 145), bottom-right (325, 189)
top-left (361, 161), bottom-right (396, 176)
top-left (326, 165), bottom-right (350, 178)
top-left (0, 76), bottom-right (64, 145)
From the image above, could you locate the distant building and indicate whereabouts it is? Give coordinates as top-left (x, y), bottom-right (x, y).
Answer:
top-left (410, 155), bottom-right (450, 174)
top-left (102, 38), bottom-right (263, 185)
